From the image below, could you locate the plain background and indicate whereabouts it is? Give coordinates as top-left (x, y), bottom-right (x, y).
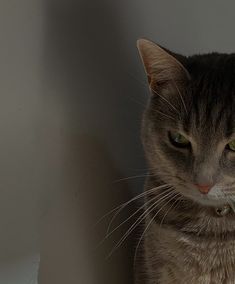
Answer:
top-left (1, 0), bottom-right (235, 283)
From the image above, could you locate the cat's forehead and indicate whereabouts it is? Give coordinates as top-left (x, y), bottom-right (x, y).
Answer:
top-left (180, 53), bottom-right (235, 138)
top-left (186, 52), bottom-right (235, 77)
top-left (187, 53), bottom-right (235, 97)
top-left (182, 92), bottom-right (235, 140)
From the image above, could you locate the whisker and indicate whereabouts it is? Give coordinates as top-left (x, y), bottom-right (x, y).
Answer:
top-left (126, 71), bottom-right (181, 121)
top-left (126, 96), bottom-right (147, 108)
top-left (95, 193), bottom-right (165, 251)
top-left (133, 192), bottom-right (180, 268)
top-left (92, 184), bottom-right (169, 230)
top-left (155, 110), bottom-right (175, 121)
top-left (106, 189), bottom-right (175, 258)
top-left (106, 187), bottom-right (173, 237)
top-left (160, 195), bottom-right (181, 227)
top-left (151, 88), bottom-right (179, 114)
top-left (113, 174), bottom-right (153, 183)
top-left (171, 77), bottom-right (188, 115)
top-left (94, 196), bottom-right (160, 250)
top-left (105, 185), bottom-right (170, 234)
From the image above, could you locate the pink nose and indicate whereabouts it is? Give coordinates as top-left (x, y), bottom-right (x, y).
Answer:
top-left (195, 184), bottom-right (212, 194)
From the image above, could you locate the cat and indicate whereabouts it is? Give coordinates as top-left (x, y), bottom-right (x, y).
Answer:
top-left (135, 39), bottom-right (235, 284)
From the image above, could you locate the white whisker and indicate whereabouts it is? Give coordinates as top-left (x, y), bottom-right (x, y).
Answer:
top-left (126, 71), bottom-right (180, 119)
top-left (104, 184), bottom-right (170, 233)
top-left (171, 77), bottom-right (188, 115)
top-left (152, 88), bottom-right (179, 114)
top-left (92, 184), bottom-right (169, 230)
top-left (160, 196), bottom-right (181, 227)
top-left (106, 187), bottom-right (173, 238)
top-left (155, 110), bottom-right (175, 121)
top-left (133, 193), bottom-right (180, 268)
top-left (106, 189), bottom-right (175, 258)
top-left (113, 174), bottom-right (152, 183)
top-left (95, 195), bottom-right (160, 251)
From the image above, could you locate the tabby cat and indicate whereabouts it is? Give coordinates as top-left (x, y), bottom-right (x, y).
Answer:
top-left (135, 39), bottom-right (235, 284)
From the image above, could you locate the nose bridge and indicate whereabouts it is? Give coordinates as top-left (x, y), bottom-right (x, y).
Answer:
top-left (193, 147), bottom-right (218, 185)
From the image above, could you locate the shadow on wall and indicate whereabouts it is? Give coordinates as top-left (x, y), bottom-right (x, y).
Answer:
top-left (39, 135), bottom-right (134, 284)
top-left (41, 0), bottom-right (145, 181)
top-left (39, 0), bottom-right (145, 283)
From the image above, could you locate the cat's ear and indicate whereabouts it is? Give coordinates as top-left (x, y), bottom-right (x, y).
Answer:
top-left (137, 39), bottom-right (190, 92)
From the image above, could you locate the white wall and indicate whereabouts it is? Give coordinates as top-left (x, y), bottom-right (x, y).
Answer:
top-left (1, 0), bottom-right (235, 283)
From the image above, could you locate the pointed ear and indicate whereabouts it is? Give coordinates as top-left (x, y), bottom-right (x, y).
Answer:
top-left (137, 39), bottom-right (190, 92)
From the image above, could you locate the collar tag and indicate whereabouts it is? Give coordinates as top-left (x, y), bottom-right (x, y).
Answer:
top-left (216, 205), bottom-right (231, 217)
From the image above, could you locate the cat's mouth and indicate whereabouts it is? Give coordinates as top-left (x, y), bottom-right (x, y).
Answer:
top-left (203, 185), bottom-right (235, 205)
top-left (177, 183), bottom-right (235, 207)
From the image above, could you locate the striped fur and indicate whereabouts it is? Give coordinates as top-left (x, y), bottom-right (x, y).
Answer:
top-left (136, 39), bottom-right (235, 283)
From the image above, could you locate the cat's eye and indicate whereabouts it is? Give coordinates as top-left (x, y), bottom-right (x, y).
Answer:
top-left (169, 131), bottom-right (190, 148)
top-left (227, 140), bottom-right (235, 151)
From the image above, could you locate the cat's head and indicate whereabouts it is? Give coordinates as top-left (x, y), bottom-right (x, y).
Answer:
top-left (137, 39), bottom-right (235, 207)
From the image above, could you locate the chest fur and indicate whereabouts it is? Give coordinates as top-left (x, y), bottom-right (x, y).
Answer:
top-left (145, 224), bottom-right (235, 284)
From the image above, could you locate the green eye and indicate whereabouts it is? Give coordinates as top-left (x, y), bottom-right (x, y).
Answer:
top-left (227, 140), bottom-right (235, 151)
top-left (169, 131), bottom-right (190, 148)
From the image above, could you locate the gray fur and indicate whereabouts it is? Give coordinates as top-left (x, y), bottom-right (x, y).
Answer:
top-left (136, 39), bottom-right (235, 283)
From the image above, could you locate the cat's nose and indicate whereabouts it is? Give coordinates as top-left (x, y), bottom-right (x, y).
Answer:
top-left (195, 184), bottom-right (212, 194)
